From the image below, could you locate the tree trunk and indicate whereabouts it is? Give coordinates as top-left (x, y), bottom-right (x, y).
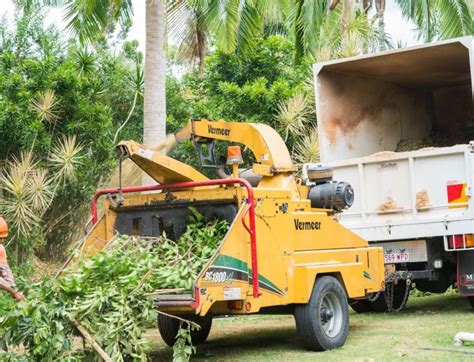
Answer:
top-left (375, 0), bottom-right (386, 50)
top-left (342, 0), bottom-right (353, 36)
top-left (143, 0), bottom-right (166, 185)
top-left (362, 0), bottom-right (372, 13)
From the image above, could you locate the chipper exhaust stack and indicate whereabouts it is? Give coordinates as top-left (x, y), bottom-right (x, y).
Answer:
top-left (79, 119), bottom-right (384, 351)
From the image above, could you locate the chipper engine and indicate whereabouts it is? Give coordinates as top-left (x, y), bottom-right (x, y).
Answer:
top-left (78, 119), bottom-right (384, 351)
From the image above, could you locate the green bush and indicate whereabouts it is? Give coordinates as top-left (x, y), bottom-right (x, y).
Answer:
top-left (0, 212), bottom-right (229, 361)
top-left (183, 36), bottom-right (307, 127)
top-left (0, 12), bottom-right (144, 261)
top-left (166, 35), bottom-right (314, 170)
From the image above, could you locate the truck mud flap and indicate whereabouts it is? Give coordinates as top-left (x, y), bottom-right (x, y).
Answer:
top-left (457, 250), bottom-right (474, 295)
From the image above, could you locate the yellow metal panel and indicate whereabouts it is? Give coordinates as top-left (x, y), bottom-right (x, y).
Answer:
top-left (119, 188), bottom-right (238, 207)
top-left (118, 140), bottom-right (209, 183)
top-left (252, 163), bottom-right (273, 176)
top-left (80, 165), bottom-right (384, 316)
top-left (192, 120), bottom-right (297, 172)
top-left (291, 212), bottom-right (368, 250)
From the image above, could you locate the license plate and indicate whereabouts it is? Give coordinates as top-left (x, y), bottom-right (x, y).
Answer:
top-left (384, 252), bottom-right (409, 263)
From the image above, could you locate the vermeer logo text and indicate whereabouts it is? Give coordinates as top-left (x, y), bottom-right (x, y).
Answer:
top-left (294, 219), bottom-right (321, 230)
top-left (208, 125), bottom-right (231, 136)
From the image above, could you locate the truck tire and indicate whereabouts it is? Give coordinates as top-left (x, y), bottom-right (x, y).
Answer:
top-left (467, 296), bottom-right (474, 309)
top-left (415, 270), bottom-right (454, 294)
top-left (157, 314), bottom-right (213, 347)
top-left (295, 276), bottom-right (349, 351)
top-left (369, 283), bottom-right (408, 312)
top-left (350, 299), bottom-right (373, 313)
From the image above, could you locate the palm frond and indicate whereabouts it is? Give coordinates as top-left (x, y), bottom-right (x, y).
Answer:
top-left (276, 92), bottom-right (310, 141)
top-left (435, 0), bottom-right (474, 39)
top-left (291, 0), bottom-right (331, 62)
top-left (258, 0), bottom-right (289, 24)
top-left (396, 0), bottom-right (473, 42)
top-left (292, 127), bottom-right (320, 165)
top-left (74, 48), bottom-right (96, 75)
top-left (0, 153), bottom-right (41, 237)
top-left (238, 0), bottom-right (291, 54)
top-left (49, 135), bottom-right (84, 183)
top-left (31, 89), bottom-right (61, 124)
top-left (338, 33), bottom-right (365, 58)
top-left (198, 0), bottom-right (289, 55)
top-left (168, 1), bottom-right (208, 71)
top-left (236, 0), bottom-right (262, 54)
top-left (63, 0), bottom-right (133, 44)
top-left (311, 4), bottom-right (378, 60)
top-left (314, 45), bottom-right (333, 62)
top-left (63, 0), bottom-right (110, 44)
top-left (202, 0), bottom-right (240, 53)
top-left (29, 168), bottom-right (55, 212)
top-left (395, 0), bottom-right (435, 42)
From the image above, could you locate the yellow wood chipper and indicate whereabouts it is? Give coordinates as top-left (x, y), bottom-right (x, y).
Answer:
top-left (76, 119), bottom-right (384, 351)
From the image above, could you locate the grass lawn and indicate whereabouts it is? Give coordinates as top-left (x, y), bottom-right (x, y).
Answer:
top-left (146, 293), bottom-right (474, 361)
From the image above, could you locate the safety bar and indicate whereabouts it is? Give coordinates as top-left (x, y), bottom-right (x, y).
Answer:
top-left (90, 178), bottom-right (260, 298)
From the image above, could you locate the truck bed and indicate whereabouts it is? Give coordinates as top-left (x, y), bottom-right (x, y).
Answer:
top-left (313, 37), bottom-right (474, 245)
top-left (329, 144), bottom-right (474, 242)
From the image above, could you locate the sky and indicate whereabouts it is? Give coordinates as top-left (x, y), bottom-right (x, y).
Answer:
top-left (0, 0), bottom-right (419, 54)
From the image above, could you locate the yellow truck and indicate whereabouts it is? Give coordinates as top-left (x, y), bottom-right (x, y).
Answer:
top-left (77, 119), bottom-right (384, 351)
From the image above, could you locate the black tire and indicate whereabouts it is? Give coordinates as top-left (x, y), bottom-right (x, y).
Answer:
top-left (369, 282), bottom-right (408, 312)
top-left (415, 272), bottom-right (453, 293)
top-left (295, 276), bottom-right (349, 351)
top-left (467, 296), bottom-right (474, 308)
top-left (157, 314), bottom-right (213, 347)
top-left (349, 299), bottom-right (373, 313)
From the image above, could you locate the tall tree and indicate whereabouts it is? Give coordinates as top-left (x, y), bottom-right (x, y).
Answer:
top-left (324, 0), bottom-right (473, 55)
top-left (395, 0), bottom-right (474, 42)
top-left (17, 0), bottom-right (168, 184)
top-left (142, 0), bottom-right (166, 184)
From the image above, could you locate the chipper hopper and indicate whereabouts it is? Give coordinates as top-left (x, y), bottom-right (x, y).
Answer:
top-left (75, 119), bottom-right (384, 351)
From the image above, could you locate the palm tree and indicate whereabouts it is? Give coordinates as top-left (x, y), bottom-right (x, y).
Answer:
top-left (395, 0), bottom-right (474, 42)
top-left (167, 1), bottom-right (208, 73)
top-left (17, 0), bottom-right (474, 153)
top-left (17, 0), bottom-right (166, 185)
top-left (320, 0), bottom-right (473, 54)
top-left (143, 0), bottom-right (166, 185)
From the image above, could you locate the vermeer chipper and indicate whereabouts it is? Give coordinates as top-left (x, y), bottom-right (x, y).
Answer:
top-left (79, 119), bottom-right (384, 351)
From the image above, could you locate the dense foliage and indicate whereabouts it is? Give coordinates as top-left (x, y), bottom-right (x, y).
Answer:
top-left (167, 35), bottom-right (317, 169)
top-left (0, 12), bottom-right (143, 261)
top-left (175, 36), bottom-right (307, 127)
top-left (0, 211), bottom-right (229, 361)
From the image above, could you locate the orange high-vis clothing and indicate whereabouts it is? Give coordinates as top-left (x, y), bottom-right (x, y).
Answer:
top-left (0, 217), bottom-right (8, 238)
top-left (0, 244), bottom-right (6, 263)
top-left (0, 244), bottom-right (15, 287)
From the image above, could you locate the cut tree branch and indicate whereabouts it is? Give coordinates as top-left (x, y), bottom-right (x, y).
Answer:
top-left (70, 318), bottom-right (112, 362)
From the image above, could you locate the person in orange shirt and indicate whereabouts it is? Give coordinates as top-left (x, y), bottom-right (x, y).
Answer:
top-left (0, 217), bottom-right (24, 301)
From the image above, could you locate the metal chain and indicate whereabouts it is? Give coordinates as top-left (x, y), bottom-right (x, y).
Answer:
top-left (367, 290), bottom-right (381, 302)
top-left (383, 273), bottom-right (412, 312)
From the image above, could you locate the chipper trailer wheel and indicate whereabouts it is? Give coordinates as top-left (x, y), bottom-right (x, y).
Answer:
top-left (157, 314), bottom-right (213, 346)
top-left (295, 276), bottom-right (349, 351)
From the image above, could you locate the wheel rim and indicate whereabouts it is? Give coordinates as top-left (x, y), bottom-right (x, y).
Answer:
top-left (319, 290), bottom-right (343, 338)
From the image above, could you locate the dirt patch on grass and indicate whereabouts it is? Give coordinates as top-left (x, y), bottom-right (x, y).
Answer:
top-left (31, 257), bottom-right (62, 281)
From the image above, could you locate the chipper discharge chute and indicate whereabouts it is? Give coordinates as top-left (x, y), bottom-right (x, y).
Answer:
top-left (76, 119), bottom-right (385, 351)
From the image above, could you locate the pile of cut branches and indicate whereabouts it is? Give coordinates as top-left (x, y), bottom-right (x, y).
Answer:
top-left (0, 211), bottom-right (229, 361)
